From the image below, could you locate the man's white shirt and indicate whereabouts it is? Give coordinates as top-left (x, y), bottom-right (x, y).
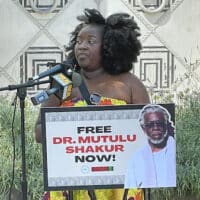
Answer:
top-left (124, 136), bottom-right (176, 188)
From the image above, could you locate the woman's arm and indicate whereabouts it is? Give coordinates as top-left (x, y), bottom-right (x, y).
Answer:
top-left (35, 94), bottom-right (61, 143)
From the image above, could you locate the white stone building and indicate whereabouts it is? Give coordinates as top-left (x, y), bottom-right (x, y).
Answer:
top-left (0, 0), bottom-right (200, 102)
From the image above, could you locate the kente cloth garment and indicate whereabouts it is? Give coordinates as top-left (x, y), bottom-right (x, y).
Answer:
top-left (125, 136), bottom-right (176, 188)
top-left (44, 96), bottom-right (144, 200)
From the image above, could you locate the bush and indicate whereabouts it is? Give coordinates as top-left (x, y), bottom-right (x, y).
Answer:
top-left (151, 96), bottom-right (200, 200)
top-left (0, 95), bottom-right (43, 200)
top-left (0, 93), bottom-right (200, 200)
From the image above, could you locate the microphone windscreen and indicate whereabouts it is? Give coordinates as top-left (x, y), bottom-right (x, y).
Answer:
top-left (72, 72), bottom-right (82, 87)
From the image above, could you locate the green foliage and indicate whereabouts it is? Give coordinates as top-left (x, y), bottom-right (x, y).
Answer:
top-left (150, 95), bottom-right (200, 200)
top-left (0, 91), bottom-right (200, 200)
top-left (148, 56), bottom-right (200, 199)
top-left (146, 54), bottom-right (200, 199)
top-left (0, 95), bottom-right (43, 200)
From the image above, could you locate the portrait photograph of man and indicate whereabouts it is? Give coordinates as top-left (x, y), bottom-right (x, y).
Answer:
top-left (125, 104), bottom-right (176, 188)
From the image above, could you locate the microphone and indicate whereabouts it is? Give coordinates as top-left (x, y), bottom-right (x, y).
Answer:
top-left (32, 62), bottom-right (73, 81)
top-left (31, 88), bottom-right (57, 105)
top-left (31, 71), bottom-right (82, 105)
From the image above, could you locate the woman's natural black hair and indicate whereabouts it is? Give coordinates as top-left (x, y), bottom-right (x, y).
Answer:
top-left (66, 8), bottom-right (142, 75)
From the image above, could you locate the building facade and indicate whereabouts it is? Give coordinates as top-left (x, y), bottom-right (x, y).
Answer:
top-left (0, 0), bottom-right (200, 101)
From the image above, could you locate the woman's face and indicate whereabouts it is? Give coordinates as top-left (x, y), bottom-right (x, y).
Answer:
top-left (74, 24), bottom-right (104, 71)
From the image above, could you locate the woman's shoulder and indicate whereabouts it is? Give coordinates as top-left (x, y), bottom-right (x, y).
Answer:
top-left (114, 72), bottom-right (147, 92)
top-left (117, 72), bottom-right (142, 82)
top-left (117, 72), bottom-right (150, 104)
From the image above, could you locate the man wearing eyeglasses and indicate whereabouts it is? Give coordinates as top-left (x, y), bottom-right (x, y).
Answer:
top-left (125, 104), bottom-right (176, 188)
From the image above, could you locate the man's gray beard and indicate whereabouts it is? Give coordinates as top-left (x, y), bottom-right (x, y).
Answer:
top-left (147, 131), bottom-right (168, 145)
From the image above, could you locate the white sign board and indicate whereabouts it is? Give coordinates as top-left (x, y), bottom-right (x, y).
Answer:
top-left (41, 104), bottom-right (176, 191)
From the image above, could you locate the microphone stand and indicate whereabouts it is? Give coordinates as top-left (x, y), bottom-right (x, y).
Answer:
top-left (144, 188), bottom-right (151, 200)
top-left (0, 79), bottom-right (50, 200)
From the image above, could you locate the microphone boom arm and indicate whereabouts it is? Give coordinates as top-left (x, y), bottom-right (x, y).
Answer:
top-left (0, 79), bottom-right (51, 91)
